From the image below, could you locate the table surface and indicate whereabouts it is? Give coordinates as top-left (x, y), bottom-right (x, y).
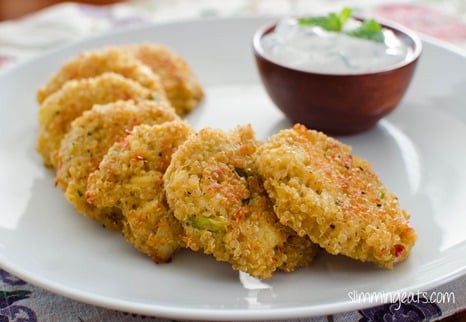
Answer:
top-left (0, 1), bottom-right (465, 321)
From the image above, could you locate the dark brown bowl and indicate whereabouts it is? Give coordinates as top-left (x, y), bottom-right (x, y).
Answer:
top-left (253, 18), bottom-right (422, 135)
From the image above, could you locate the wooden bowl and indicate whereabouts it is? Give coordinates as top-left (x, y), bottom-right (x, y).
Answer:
top-left (253, 18), bottom-right (422, 135)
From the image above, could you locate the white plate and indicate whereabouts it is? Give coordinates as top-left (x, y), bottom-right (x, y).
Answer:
top-left (0, 17), bottom-right (465, 321)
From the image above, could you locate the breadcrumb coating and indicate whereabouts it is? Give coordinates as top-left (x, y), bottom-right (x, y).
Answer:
top-left (37, 72), bottom-right (156, 168)
top-left (55, 99), bottom-right (179, 230)
top-left (127, 43), bottom-right (205, 116)
top-left (164, 125), bottom-right (318, 279)
top-left (255, 124), bottom-right (417, 269)
top-left (86, 121), bottom-right (194, 262)
top-left (36, 47), bottom-right (166, 104)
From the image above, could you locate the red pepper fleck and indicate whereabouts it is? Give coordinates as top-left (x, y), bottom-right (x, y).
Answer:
top-left (119, 137), bottom-right (128, 148)
top-left (394, 244), bottom-right (404, 257)
top-left (124, 128), bottom-right (132, 135)
top-left (235, 210), bottom-right (244, 222)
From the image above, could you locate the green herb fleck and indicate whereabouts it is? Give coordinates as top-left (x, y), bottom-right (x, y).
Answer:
top-left (152, 93), bottom-right (162, 102)
top-left (77, 189), bottom-right (84, 197)
top-left (187, 216), bottom-right (225, 232)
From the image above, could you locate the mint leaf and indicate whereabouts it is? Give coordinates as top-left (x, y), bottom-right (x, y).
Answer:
top-left (338, 7), bottom-right (352, 26)
top-left (346, 19), bottom-right (385, 43)
top-left (297, 8), bottom-right (385, 43)
top-left (298, 7), bottom-right (352, 32)
top-left (298, 15), bottom-right (341, 31)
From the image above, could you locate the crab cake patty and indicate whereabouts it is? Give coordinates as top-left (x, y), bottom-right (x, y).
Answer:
top-left (37, 72), bottom-right (157, 167)
top-left (55, 99), bottom-right (179, 230)
top-left (36, 47), bottom-right (165, 104)
top-left (164, 125), bottom-right (318, 279)
top-left (127, 43), bottom-right (204, 116)
top-left (86, 121), bottom-right (194, 262)
top-left (255, 124), bottom-right (417, 269)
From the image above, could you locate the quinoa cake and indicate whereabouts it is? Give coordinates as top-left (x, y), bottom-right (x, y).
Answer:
top-left (37, 72), bottom-right (157, 167)
top-left (164, 125), bottom-right (318, 279)
top-left (36, 46), bottom-right (165, 104)
top-left (127, 43), bottom-right (205, 116)
top-left (55, 99), bottom-right (179, 230)
top-left (255, 123), bottom-right (417, 269)
top-left (86, 121), bottom-right (194, 262)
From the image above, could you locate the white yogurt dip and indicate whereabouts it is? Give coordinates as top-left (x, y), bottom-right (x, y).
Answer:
top-left (261, 18), bottom-right (414, 74)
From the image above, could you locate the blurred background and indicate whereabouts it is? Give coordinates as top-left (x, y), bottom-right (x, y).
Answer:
top-left (0, 0), bottom-right (123, 20)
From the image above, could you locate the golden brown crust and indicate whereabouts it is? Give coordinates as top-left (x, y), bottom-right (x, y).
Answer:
top-left (127, 43), bottom-right (205, 116)
top-left (36, 47), bottom-right (166, 104)
top-left (164, 125), bottom-right (318, 279)
top-left (86, 121), bottom-right (194, 262)
top-left (55, 99), bottom-right (179, 230)
top-left (255, 123), bottom-right (417, 269)
top-left (37, 72), bottom-right (156, 167)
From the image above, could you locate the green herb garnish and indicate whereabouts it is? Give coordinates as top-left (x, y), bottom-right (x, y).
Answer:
top-left (298, 7), bottom-right (385, 43)
top-left (347, 19), bottom-right (384, 42)
top-left (298, 7), bottom-right (351, 31)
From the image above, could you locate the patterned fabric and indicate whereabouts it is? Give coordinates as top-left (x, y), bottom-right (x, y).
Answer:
top-left (0, 270), bottom-right (37, 322)
top-left (359, 298), bottom-right (442, 322)
top-left (1, 265), bottom-right (462, 322)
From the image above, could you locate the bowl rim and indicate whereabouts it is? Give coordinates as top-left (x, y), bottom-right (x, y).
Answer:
top-left (252, 15), bottom-right (423, 77)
